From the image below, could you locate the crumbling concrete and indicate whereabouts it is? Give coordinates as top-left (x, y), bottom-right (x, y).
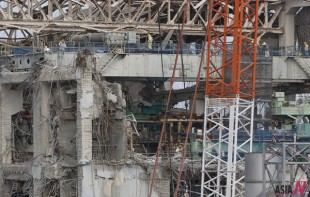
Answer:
top-left (32, 82), bottom-right (50, 197)
top-left (108, 83), bottom-right (127, 161)
top-left (0, 49), bottom-right (171, 197)
top-left (0, 86), bottom-right (23, 164)
top-left (76, 53), bottom-right (94, 196)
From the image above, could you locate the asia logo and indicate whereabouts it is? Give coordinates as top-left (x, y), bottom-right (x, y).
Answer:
top-left (275, 181), bottom-right (309, 196)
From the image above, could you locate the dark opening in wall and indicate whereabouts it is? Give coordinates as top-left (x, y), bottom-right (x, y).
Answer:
top-left (11, 88), bottom-right (33, 163)
top-left (7, 180), bottom-right (32, 197)
top-left (92, 118), bottom-right (116, 161)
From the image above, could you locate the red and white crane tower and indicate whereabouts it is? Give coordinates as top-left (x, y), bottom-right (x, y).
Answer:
top-left (201, 0), bottom-right (259, 196)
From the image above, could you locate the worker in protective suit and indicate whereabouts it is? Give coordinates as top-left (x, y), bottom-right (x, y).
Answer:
top-left (262, 42), bottom-right (270, 57)
top-left (147, 33), bottom-right (153, 49)
top-left (59, 39), bottom-right (67, 53)
top-left (304, 41), bottom-right (309, 56)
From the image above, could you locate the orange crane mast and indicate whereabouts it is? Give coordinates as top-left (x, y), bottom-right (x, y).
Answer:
top-left (201, 0), bottom-right (259, 196)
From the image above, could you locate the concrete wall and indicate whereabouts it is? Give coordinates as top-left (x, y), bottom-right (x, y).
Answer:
top-left (92, 164), bottom-right (168, 197)
top-left (45, 53), bottom-right (206, 81)
top-left (44, 52), bottom-right (310, 84)
top-left (0, 86), bottom-right (23, 164)
top-left (102, 53), bottom-right (206, 80)
top-left (295, 7), bottom-right (310, 46)
top-left (272, 57), bottom-right (309, 81)
top-left (76, 56), bottom-right (94, 197)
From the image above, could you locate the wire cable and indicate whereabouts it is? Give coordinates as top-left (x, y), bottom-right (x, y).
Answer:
top-left (158, 4), bottom-right (165, 79)
top-left (148, 0), bottom-right (190, 196)
top-left (174, 32), bottom-right (207, 197)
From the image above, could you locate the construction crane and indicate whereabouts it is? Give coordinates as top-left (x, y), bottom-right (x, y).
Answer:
top-left (201, 0), bottom-right (259, 196)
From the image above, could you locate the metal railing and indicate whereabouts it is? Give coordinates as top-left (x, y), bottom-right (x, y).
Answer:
top-left (5, 42), bottom-right (310, 58)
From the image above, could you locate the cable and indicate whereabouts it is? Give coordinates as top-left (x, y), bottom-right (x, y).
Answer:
top-left (158, 4), bottom-right (165, 79)
top-left (174, 32), bottom-right (207, 197)
top-left (178, 20), bottom-right (194, 195)
top-left (148, 0), bottom-right (190, 196)
top-left (178, 22), bottom-right (189, 114)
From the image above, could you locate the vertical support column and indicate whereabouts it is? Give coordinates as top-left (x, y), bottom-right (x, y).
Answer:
top-left (279, 5), bottom-right (295, 48)
top-left (264, 2), bottom-right (268, 26)
top-left (76, 56), bottom-right (94, 197)
top-left (48, 0), bottom-right (53, 19)
top-left (68, 0), bottom-right (73, 20)
top-left (186, 1), bottom-right (190, 23)
top-left (226, 104), bottom-right (236, 197)
top-left (200, 97), bottom-right (208, 197)
top-left (0, 85), bottom-right (12, 165)
top-left (217, 108), bottom-right (224, 195)
top-left (33, 82), bottom-right (50, 158)
top-left (282, 143), bottom-right (286, 197)
top-left (201, 98), bottom-right (254, 196)
top-left (32, 82), bottom-right (51, 197)
top-left (148, 0), bottom-right (151, 21)
top-left (28, 0), bottom-right (33, 19)
top-left (249, 100), bottom-right (255, 152)
top-left (88, 3), bottom-right (93, 21)
top-left (128, 0), bottom-right (132, 21)
top-left (262, 145), bottom-right (267, 197)
top-left (167, 0), bottom-right (171, 23)
top-left (108, 0), bottom-right (112, 21)
top-left (232, 97), bottom-right (241, 197)
top-left (0, 85), bottom-right (23, 164)
top-left (7, 0), bottom-right (12, 20)
top-left (109, 83), bottom-right (126, 161)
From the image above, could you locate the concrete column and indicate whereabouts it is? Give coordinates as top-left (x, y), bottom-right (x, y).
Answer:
top-left (279, 11), bottom-right (295, 47)
top-left (32, 82), bottom-right (51, 197)
top-left (33, 82), bottom-right (50, 157)
top-left (109, 83), bottom-right (127, 161)
top-left (278, 1), bottom-right (307, 48)
top-left (76, 56), bottom-right (94, 197)
top-left (0, 172), bottom-right (10, 197)
top-left (0, 85), bottom-right (23, 164)
top-left (3, 181), bottom-right (11, 197)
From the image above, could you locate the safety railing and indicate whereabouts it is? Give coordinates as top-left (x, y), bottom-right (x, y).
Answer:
top-left (5, 42), bottom-right (310, 58)
top-left (48, 42), bottom-right (204, 54)
top-left (269, 46), bottom-right (310, 57)
top-left (211, 129), bottom-right (297, 142)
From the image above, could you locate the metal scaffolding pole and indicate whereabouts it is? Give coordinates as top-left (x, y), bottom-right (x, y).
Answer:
top-left (263, 142), bottom-right (310, 196)
top-left (201, 97), bottom-right (254, 196)
top-left (201, 0), bottom-right (259, 196)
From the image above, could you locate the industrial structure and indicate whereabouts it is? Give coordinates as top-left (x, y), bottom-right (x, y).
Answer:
top-left (0, 0), bottom-right (309, 196)
top-left (201, 0), bottom-right (259, 196)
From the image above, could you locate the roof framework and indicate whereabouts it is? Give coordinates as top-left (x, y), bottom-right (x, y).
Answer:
top-left (0, 0), bottom-right (282, 44)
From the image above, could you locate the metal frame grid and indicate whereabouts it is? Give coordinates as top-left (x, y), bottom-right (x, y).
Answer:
top-left (201, 0), bottom-right (259, 196)
top-left (205, 0), bottom-right (259, 99)
top-left (201, 97), bottom-right (254, 197)
top-left (0, 0), bottom-right (282, 44)
top-left (263, 142), bottom-right (310, 197)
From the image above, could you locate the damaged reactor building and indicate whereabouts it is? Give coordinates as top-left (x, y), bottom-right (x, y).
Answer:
top-left (0, 0), bottom-right (309, 197)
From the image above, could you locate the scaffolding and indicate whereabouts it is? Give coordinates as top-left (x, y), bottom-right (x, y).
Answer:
top-left (263, 142), bottom-right (310, 196)
top-left (201, 0), bottom-right (259, 196)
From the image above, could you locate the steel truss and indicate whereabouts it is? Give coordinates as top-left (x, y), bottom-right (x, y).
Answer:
top-left (201, 97), bottom-right (254, 197)
top-left (0, 0), bottom-right (282, 44)
top-left (263, 142), bottom-right (310, 196)
top-left (201, 0), bottom-right (259, 196)
top-left (205, 0), bottom-right (259, 99)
